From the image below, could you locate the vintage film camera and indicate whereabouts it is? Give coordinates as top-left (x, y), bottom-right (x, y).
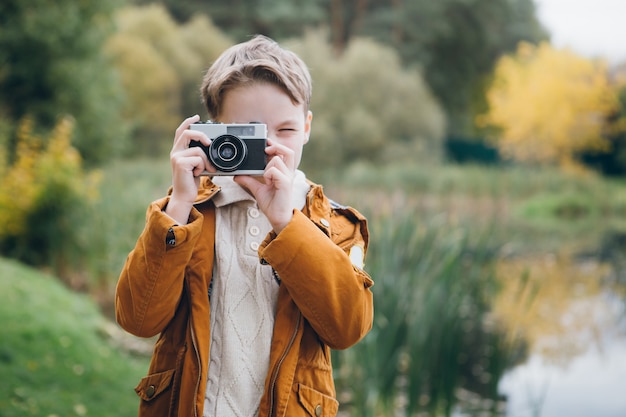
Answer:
top-left (189, 121), bottom-right (268, 176)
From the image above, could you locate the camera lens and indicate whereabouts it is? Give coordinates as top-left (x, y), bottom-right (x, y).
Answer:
top-left (209, 134), bottom-right (247, 172)
top-left (217, 142), bottom-right (237, 161)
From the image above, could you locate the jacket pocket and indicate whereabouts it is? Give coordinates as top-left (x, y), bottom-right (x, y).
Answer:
top-left (135, 368), bottom-right (176, 401)
top-left (297, 383), bottom-right (339, 417)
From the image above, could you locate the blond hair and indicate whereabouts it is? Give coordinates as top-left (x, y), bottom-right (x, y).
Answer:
top-left (200, 35), bottom-right (312, 118)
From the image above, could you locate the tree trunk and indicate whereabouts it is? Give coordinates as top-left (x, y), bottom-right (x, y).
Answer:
top-left (330, 0), bottom-right (345, 53)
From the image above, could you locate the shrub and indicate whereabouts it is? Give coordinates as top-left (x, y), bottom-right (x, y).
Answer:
top-left (0, 116), bottom-right (100, 279)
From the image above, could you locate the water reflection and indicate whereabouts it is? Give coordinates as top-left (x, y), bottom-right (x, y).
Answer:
top-left (501, 326), bottom-right (626, 417)
top-left (493, 253), bottom-right (626, 416)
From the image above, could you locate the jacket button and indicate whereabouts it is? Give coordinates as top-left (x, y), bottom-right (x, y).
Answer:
top-left (146, 385), bottom-right (156, 398)
top-left (315, 404), bottom-right (323, 416)
top-left (320, 218), bottom-right (330, 228)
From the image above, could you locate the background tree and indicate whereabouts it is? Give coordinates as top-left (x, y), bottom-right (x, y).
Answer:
top-left (106, 5), bottom-right (232, 156)
top-left (580, 80), bottom-right (626, 176)
top-left (286, 30), bottom-right (445, 176)
top-left (358, 0), bottom-right (547, 135)
top-left (106, 7), bottom-right (444, 166)
top-left (130, 0), bottom-right (327, 40)
top-left (129, 0), bottom-right (546, 137)
top-left (0, 0), bottom-right (127, 165)
top-left (478, 42), bottom-right (624, 169)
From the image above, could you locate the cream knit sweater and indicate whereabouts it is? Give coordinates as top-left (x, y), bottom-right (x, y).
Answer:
top-left (203, 172), bottom-right (309, 417)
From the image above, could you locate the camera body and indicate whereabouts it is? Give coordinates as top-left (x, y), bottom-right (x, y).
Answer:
top-left (189, 121), bottom-right (268, 176)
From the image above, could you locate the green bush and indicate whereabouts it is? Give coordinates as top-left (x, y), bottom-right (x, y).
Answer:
top-left (0, 117), bottom-right (100, 278)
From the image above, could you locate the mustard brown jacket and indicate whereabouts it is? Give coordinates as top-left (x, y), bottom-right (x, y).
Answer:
top-left (115, 177), bottom-right (374, 417)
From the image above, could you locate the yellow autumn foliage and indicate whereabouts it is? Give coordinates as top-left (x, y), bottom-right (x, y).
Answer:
top-left (0, 116), bottom-right (101, 240)
top-left (479, 41), bottom-right (624, 168)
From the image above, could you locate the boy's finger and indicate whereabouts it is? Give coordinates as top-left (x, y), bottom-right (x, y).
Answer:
top-left (234, 175), bottom-right (261, 194)
top-left (174, 115), bottom-right (201, 143)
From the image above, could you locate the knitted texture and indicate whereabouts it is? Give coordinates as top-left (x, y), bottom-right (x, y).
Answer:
top-left (204, 178), bottom-right (276, 417)
top-left (203, 173), bottom-right (309, 417)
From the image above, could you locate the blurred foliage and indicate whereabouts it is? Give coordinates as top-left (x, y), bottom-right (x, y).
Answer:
top-left (479, 42), bottom-right (626, 169)
top-left (105, 4), bottom-right (232, 156)
top-left (287, 30), bottom-right (446, 175)
top-left (0, 0), bottom-right (127, 165)
top-left (105, 9), bottom-right (445, 165)
top-left (0, 116), bottom-right (101, 279)
top-left (358, 0), bottom-right (547, 135)
top-left (130, 0), bottom-right (325, 39)
top-left (76, 158), bottom-right (171, 299)
top-left (129, 0), bottom-right (547, 136)
top-left (580, 84), bottom-right (626, 176)
top-left (333, 208), bottom-right (516, 416)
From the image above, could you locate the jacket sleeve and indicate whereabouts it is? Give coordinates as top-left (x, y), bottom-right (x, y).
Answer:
top-left (115, 197), bottom-right (204, 338)
top-left (258, 209), bottom-right (374, 350)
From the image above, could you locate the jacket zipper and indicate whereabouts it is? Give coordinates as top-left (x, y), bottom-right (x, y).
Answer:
top-left (268, 311), bottom-right (301, 417)
top-left (187, 281), bottom-right (202, 417)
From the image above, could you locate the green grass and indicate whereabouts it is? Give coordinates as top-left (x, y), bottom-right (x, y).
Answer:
top-left (318, 160), bottom-right (607, 197)
top-left (0, 257), bottom-right (149, 417)
top-left (321, 162), bottom-right (626, 254)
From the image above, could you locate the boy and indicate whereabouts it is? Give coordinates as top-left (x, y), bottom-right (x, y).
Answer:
top-left (115, 35), bottom-right (374, 417)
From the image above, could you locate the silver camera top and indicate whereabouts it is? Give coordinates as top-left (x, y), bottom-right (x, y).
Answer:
top-left (190, 121), bottom-right (267, 139)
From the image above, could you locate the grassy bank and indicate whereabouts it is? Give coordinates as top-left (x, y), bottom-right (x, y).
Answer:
top-left (0, 258), bottom-right (149, 417)
top-left (322, 161), bottom-right (626, 254)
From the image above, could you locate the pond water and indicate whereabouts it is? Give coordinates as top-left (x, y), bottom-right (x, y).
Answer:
top-left (499, 290), bottom-right (626, 417)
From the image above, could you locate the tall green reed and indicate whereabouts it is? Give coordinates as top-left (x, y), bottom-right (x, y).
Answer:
top-left (334, 208), bottom-right (513, 416)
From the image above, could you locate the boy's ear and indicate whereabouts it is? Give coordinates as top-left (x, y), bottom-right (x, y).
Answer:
top-left (304, 111), bottom-right (313, 144)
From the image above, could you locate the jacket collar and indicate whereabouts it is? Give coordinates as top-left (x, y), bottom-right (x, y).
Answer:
top-left (165, 176), bottom-right (221, 203)
top-left (195, 176), bottom-right (222, 204)
top-left (303, 180), bottom-right (333, 236)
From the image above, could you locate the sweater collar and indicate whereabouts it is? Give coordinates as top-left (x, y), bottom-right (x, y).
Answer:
top-left (204, 170), bottom-right (310, 211)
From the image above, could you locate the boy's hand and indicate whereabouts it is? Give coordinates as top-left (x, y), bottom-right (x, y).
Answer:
top-left (166, 115), bottom-right (214, 225)
top-left (234, 138), bottom-right (295, 234)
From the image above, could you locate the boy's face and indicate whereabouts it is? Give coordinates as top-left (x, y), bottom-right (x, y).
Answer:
top-left (217, 83), bottom-right (312, 170)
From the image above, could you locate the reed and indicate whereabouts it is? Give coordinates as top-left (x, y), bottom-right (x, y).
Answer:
top-left (333, 207), bottom-right (513, 416)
